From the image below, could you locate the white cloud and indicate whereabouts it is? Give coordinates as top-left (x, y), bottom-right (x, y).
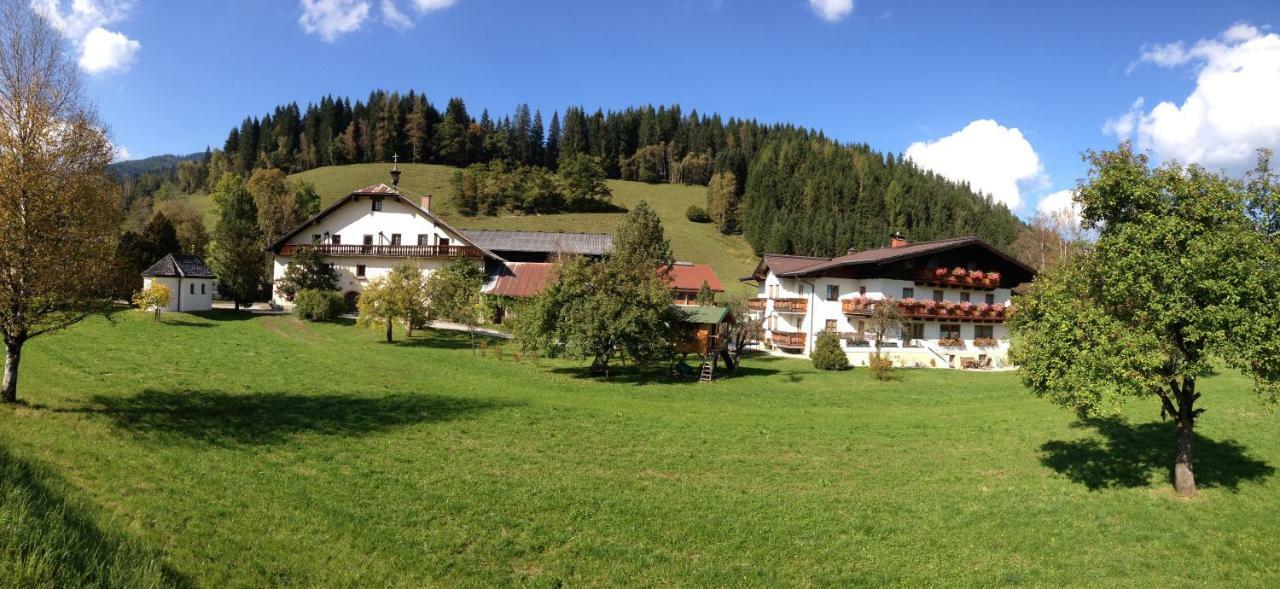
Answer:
top-left (904, 119), bottom-right (1045, 210)
top-left (79, 26), bottom-right (139, 73)
top-left (409, 0), bottom-right (456, 12)
top-left (299, 0), bottom-right (371, 41)
top-left (1035, 189), bottom-right (1081, 223)
top-left (381, 0), bottom-right (412, 30)
top-left (31, 0), bottom-right (140, 74)
top-left (301, 0), bottom-right (456, 39)
top-left (1110, 22), bottom-right (1280, 173)
top-left (807, 0), bottom-right (853, 22)
top-left (111, 142), bottom-right (131, 162)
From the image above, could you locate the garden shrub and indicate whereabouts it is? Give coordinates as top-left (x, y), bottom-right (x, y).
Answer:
top-left (811, 332), bottom-right (850, 371)
top-left (869, 352), bottom-right (893, 381)
top-left (294, 289), bottom-right (345, 321)
top-left (685, 205), bottom-right (711, 223)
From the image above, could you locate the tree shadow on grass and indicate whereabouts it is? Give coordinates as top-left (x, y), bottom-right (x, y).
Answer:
top-left (0, 447), bottom-right (191, 587)
top-left (391, 329), bottom-right (504, 351)
top-left (1040, 416), bottom-right (1274, 491)
top-left (63, 389), bottom-right (514, 447)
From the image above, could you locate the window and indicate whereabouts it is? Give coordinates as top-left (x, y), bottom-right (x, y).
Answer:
top-left (201, 283), bottom-right (206, 295)
top-left (941, 324), bottom-right (961, 339)
top-left (974, 325), bottom-right (994, 339)
top-left (768, 284), bottom-right (779, 298)
top-left (960, 292), bottom-right (970, 303)
top-left (355, 264), bottom-right (366, 279)
top-left (190, 283), bottom-right (195, 295)
top-left (391, 233), bottom-right (402, 246)
top-left (825, 319), bottom-right (837, 332)
top-left (417, 234), bottom-right (430, 246)
top-left (331, 234), bottom-right (341, 245)
top-left (826, 285), bottom-right (839, 301)
top-left (859, 286), bottom-right (866, 295)
top-left (903, 323), bottom-right (924, 345)
top-left (439, 237), bottom-right (451, 248)
top-left (856, 320), bottom-right (865, 334)
top-left (371, 198), bottom-right (383, 211)
top-left (902, 287), bottom-right (914, 299)
top-left (985, 293), bottom-right (995, 305)
top-left (933, 290), bottom-right (944, 302)
top-left (312, 234), bottom-right (322, 244)
top-left (362, 234), bottom-right (373, 253)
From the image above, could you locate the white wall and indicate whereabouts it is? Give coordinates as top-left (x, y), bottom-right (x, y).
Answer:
top-left (143, 276), bottom-right (214, 312)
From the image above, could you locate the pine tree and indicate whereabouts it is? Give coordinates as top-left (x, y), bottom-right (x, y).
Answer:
top-left (545, 110), bottom-right (561, 169)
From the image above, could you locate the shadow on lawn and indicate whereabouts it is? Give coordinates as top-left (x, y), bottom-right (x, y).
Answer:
top-left (546, 354), bottom-right (783, 385)
top-left (66, 389), bottom-right (513, 447)
top-left (0, 447), bottom-right (191, 587)
top-left (1040, 416), bottom-right (1274, 491)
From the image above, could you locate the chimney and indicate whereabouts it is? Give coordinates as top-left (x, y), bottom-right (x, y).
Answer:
top-left (420, 195), bottom-right (432, 212)
top-left (390, 154), bottom-right (402, 188)
top-left (890, 231), bottom-right (909, 248)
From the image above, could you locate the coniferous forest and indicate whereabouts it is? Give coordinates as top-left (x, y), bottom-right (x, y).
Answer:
top-left (159, 89), bottom-right (1023, 257)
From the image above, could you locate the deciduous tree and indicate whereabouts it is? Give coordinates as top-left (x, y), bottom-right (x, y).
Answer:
top-left (425, 258), bottom-right (485, 352)
top-left (356, 262), bottom-right (426, 342)
top-left (0, 2), bottom-right (122, 403)
top-left (1011, 144), bottom-right (1280, 496)
top-left (132, 282), bottom-right (171, 321)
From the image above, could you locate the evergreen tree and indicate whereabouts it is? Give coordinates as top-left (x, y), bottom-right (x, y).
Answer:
top-left (545, 110), bottom-right (561, 169)
top-left (209, 175), bottom-right (265, 309)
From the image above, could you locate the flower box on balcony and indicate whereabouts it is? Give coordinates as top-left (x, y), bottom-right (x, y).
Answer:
top-left (938, 337), bottom-right (965, 348)
top-left (974, 337), bottom-right (999, 348)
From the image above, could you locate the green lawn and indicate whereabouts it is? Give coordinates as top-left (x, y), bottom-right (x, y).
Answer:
top-left (291, 163), bottom-right (761, 291)
top-left (1, 310), bottom-right (1278, 586)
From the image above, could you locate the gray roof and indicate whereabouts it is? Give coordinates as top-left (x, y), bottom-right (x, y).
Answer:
top-left (460, 230), bottom-right (613, 257)
top-left (142, 253), bottom-right (215, 278)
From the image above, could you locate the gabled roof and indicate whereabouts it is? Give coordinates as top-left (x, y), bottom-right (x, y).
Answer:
top-left (483, 262), bottom-right (555, 298)
top-left (266, 185), bottom-right (502, 260)
top-left (744, 254), bottom-right (828, 281)
top-left (669, 262), bottom-right (724, 292)
top-left (772, 236), bottom-right (1035, 277)
top-left (142, 253), bottom-right (215, 278)
top-left (461, 230), bottom-right (613, 257)
top-left (679, 305), bottom-right (732, 325)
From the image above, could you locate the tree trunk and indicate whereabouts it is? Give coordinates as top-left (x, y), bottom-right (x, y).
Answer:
top-left (469, 327), bottom-right (476, 355)
top-left (385, 318), bottom-right (393, 343)
top-left (2, 339), bottom-right (23, 404)
top-left (1175, 413), bottom-right (1196, 496)
top-left (1173, 375), bottom-right (1198, 497)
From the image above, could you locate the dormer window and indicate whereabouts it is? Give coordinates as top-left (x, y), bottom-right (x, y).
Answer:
top-left (371, 198), bottom-right (383, 212)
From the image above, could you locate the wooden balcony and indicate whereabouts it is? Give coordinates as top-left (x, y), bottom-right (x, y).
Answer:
top-left (914, 269), bottom-right (1001, 290)
top-left (746, 298), bottom-right (766, 312)
top-left (278, 243), bottom-right (485, 259)
top-left (771, 330), bottom-right (807, 349)
top-left (772, 298), bottom-right (808, 313)
top-left (841, 299), bottom-right (873, 316)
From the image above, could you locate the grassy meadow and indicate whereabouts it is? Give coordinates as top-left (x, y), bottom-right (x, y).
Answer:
top-left (1, 310), bottom-right (1278, 586)
top-left (291, 163), bottom-right (762, 290)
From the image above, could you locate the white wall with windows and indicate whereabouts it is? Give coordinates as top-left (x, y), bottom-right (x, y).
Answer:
top-left (143, 276), bottom-right (215, 312)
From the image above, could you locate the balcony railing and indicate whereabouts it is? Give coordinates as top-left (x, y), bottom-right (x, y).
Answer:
top-left (746, 298), bottom-right (766, 312)
top-left (278, 243), bottom-right (485, 259)
top-left (842, 297), bottom-right (1009, 322)
top-left (771, 330), bottom-right (807, 349)
top-left (914, 269), bottom-right (1002, 290)
top-left (772, 298), bottom-right (808, 313)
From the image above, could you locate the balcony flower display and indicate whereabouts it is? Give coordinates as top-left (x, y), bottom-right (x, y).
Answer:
top-left (991, 303), bottom-right (1006, 317)
top-left (986, 271), bottom-right (1001, 283)
top-left (976, 302), bottom-right (991, 316)
top-left (958, 301), bottom-right (974, 316)
top-left (938, 336), bottom-right (965, 347)
top-left (922, 299), bottom-right (937, 311)
top-left (968, 270), bottom-right (985, 280)
top-left (934, 267), bottom-right (948, 277)
top-left (974, 337), bottom-right (999, 347)
top-left (951, 267), bottom-right (968, 277)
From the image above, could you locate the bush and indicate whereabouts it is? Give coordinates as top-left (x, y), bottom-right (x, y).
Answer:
top-left (294, 289), bottom-right (344, 321)
top-left (869, 352), bottom-right (893, 381)
top-left (685, 205), bottom-right (711, 223)
top-left (811, 332), bottom-right (850, 371)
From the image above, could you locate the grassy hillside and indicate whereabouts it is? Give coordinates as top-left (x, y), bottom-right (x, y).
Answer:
top-left (2, 311), bottom-right (1278, 585)
top-left (291, 163), bottom-right (761, 291)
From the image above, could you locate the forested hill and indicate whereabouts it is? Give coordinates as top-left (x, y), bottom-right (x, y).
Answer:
top-left (192, 90), bottom-right (1022, 256)
top-left (108, 152), bottom-right (203, 180)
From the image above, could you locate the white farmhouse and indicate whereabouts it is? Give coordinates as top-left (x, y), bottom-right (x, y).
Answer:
top-left (141, 253), bottom-right (216, 312)
top-left (744, 233), bottom-right (1037, 369)
top-left (267, 176), bottom-right (502, 312)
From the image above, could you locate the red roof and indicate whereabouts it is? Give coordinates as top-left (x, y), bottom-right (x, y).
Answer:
top-left (669, 263), bottom-right (723, 292)
top-left (484, 263), bottom-right (555, 298)
top-left (353, 183), bottom-right (398, 195)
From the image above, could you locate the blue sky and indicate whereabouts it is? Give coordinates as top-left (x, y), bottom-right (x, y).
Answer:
top-left (37, 0), bottom-right (1280, 218)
